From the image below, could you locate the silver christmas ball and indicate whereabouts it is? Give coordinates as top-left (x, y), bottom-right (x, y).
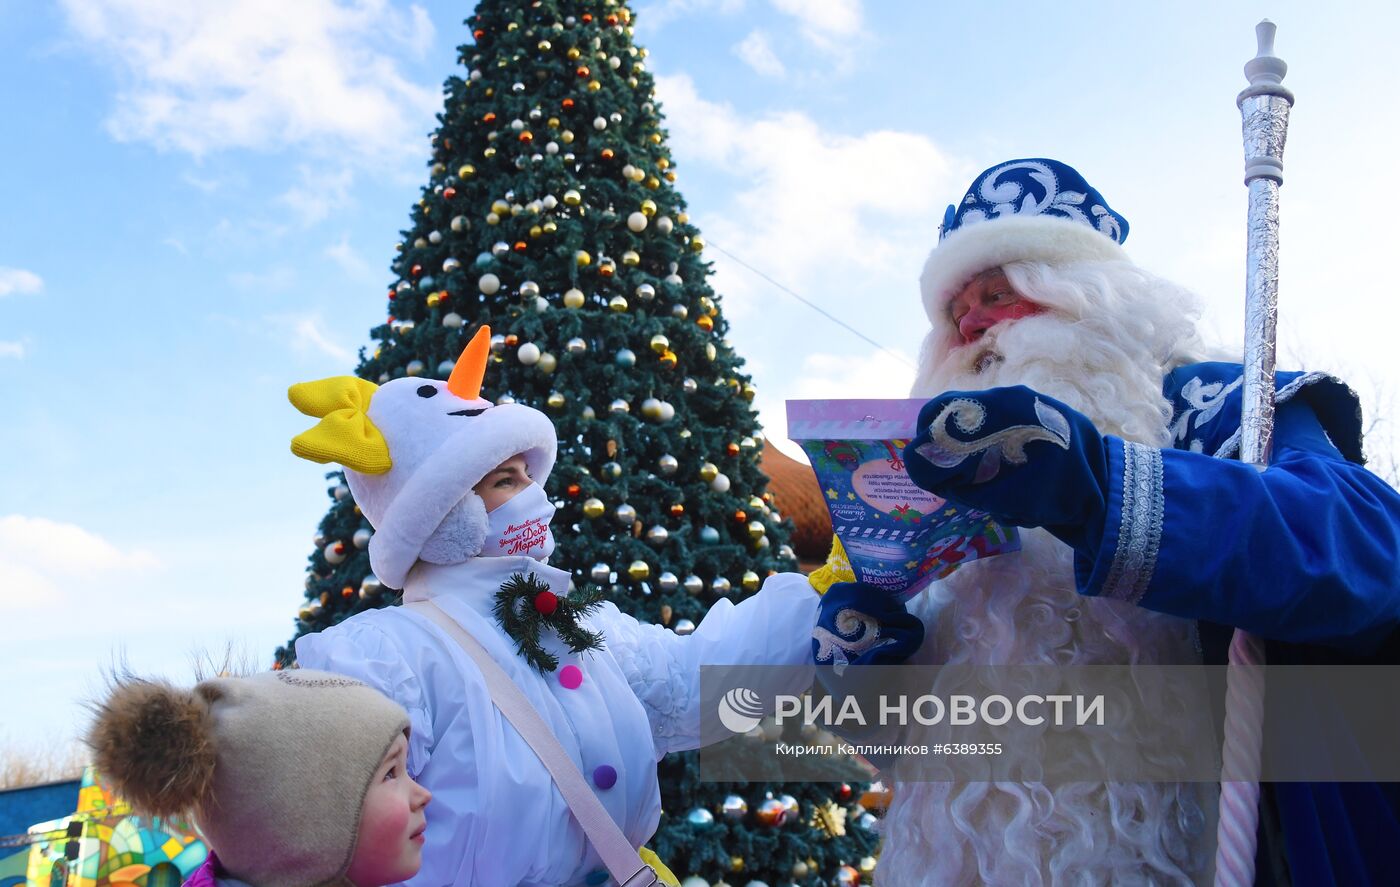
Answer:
top-left (657, 454), bottom-right (679, 475)
top-left (656, 215), bottom-right (674, 235)
top-left (581, 406), bottom-right (596, 421)
top-left (352, 528), bottom-right (373, 549)
top-left (682, 378), bottom-right (698, 394)
top-left (566, 337), bottom-right (588, 355)
top-left (359, 574), bottom-right (382, 598)
top-left (658, 401), bottom-right (676, 421)
top-left (615, 503), bottom-right (637, 525)
top-left (635, 283), bottom-right (656, 301)
top-left (437, 359), bottom-right (455, 376)
top-left (685, 807), bottom-right (714, 827)
top-left (646, 525), bottom-right (669, 546)
top-left (859, 812), bottom-right (879, 831)
top-left (428, 230), bottom-right (443, 244)
top-left (710, 472), bottom-right (731, 493)
top-left (778, 794), bottom-right (800, 817)
top-left (478, 273), bottom-right (501, 295)
top-left (519, 280), bottom-right (540, 299)
top-left (451, 215), bottom-right (470, 233)
top-left (313, 530), bottom-right (328, 548)
top-left (490, 334), bottom-right (506, 353)
top-left (670, 304), bottom-right (689, 320)
top-left (490, 241), bottom-right (510, 257)
top-left (601, 461), bottom-right (622, 480)
top-left (673, 618), bottom-right (696, 636)
top-left (712, 576), bottom-right (732, 595)
top-left (721, 795), bottom-right (748, 820)
top-left (590, 563), bottom-right (612, 583)
top-left (609, 398), bottom-right (630, 414)
top-left (332, 484), bottom-right (350, 501)
top-left (615, 348), bottom-right (636, 367)
top-left (406, 360), bottom-right (425, 377)
top-left (683, 574), bottom-right (704, 595)
top-left (658, 571), bottom-right (679, 591)
top-left (442, 257), bottom-right (461, 273)
top-left (442, 312), bottom-right (464, 329)
top-left (640, 397), bottom-right (664, 420)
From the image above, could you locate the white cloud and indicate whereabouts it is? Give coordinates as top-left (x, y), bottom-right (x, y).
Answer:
top-left (757, 348), bottom-right (916, 460)
top-left (0, 515), bottom-right (160, 608)
top-left (59, 0), bottom-right (438, 163)
top-left (0, 341), bottom-right (26, 359)
top-left (769, 0), bottom-right (866, 64)
top-left (275, 313), bottom-right (354, 362)
top-left (325, 235), bottom-right (374, 280)
top-left (654, 73), bottom-right (958, 312)
top-left (641, 0), bottom-right (747, 30)
top-left (279, 164), bottom-right (357, 226)
top-left (230, 265), bottom-right (298, 292)
top-left (733, 30), bottom-right (786, 77)
top-left (0, 267), bottom-right (43, 297)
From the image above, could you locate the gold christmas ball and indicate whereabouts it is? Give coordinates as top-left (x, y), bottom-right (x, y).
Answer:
top-left (677, 212), bottom-right (690, 224)
top-left (741, 383), bottom-right (757, 401)
top-left (792, 861), bottom-right (810, 878)
top-left (742, 571), bottom-right (762, 592)
top-left (563, 288), bottom-right (586, 308)
top-left (458, 164), bottom-right (476, 178)
top-left (639, 199), bottom-right (658, 217)
top-left (657, 158), bottom-right (670, 170)
top-left (729, 856), bottom-right (744, 873)
top-left (567, 47), bottom-right (581, 60)
top-left (705, 343), bottom-right (717, 361)
top-left (546, 391), bottom-right (566, 409)
top-left (658, 349), bottom-right (677, 369)
top-left (649, 334), bottom-right (670, 354)
top-left (627, 560), bottom-right (651, 581)
top-left (621, 250), bottom-right (640, 266)
top-left (587, 80), bottom-right (601, 92)
top-left (582, 498), bottom-right (606, 519)
top-left (696, 315), bottom-right (714, 332)
top-left (747, 521), bottom-right (766, 540)
top-left (698, 462), bottom-right (718, 482)
top-left (645, 176), bottom-right (660, 190)
top-left (561, 130), bottom-right (575, 144)
top-left (575, 250), bottom-right (592, 267)
top-left (484, 146), bottom-right (497, 158)
top-left (649, 133), bottom-right (663, 145)
top-left (529, 225), bottom-right (543, 238)
top-left (608, 295), bottom-right (629, 312)
top-left (690, 236), bottom-right (705, 253)
top-left (538, 352), bottom-right (558, 373)
top-left (547, 117), bottom-right (560, 128)
top-left (859, 857), bottom-right (877, 874)
top-left (665, 171), bottom-right (677, 182)
top-left (491, 199), bottom-right (511, 215)
top-left (698, 296), bottom-right (715, 314)
top-left (426, 292), bottom-right (441, 308)
top-left (542, 220), bottom-right (558, 234)
top-left (538, 39), bottom-right (552, 51)
top-left (564, 189), bottom-right (582, 206)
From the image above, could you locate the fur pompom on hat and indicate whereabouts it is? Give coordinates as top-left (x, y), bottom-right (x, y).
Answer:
top-left (88, 669), bottom-right (409, 887)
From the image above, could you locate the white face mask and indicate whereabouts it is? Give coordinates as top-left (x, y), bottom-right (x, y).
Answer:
top-left (477, 481), bottom-right (556, 561)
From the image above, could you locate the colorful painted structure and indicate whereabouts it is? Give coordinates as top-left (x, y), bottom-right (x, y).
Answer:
top-left (21, 768), bottom-right (205, 887)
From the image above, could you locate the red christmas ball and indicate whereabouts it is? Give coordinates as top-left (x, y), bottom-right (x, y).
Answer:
top-left (606, 14), bottom-right (619, 26)
top-left (514, 241), bottom-right (528, 252)
top-left (837, 783), bottom-right (854, 802)
top-left (562, 98), bottom-right (575, 110)
top-left (504, 334), bottom-right (519, 347)
top-left (387, 289), bottom-right (396, 301)
top-left (483, 112), bottom-right (497, 123)
top-left (726, 442), bottom-right (740, 456)
top-left (576, 65), bottom-right (591, 78)
top-left (444, 186), bottom-right (457, 200)
top-left (341, 586), bottom-right (354, 598)
top-left (410, 264), bottom-right (423, 277)
top-left (473, 28), bottom-right (486, 39)
top-left (581, 13), bottom-right (593, 23)
top-left (534, 590), bottom-right (559, 616)
top-left (734, 510), bottom-right (747, 523)
top-left (519, 131), bottom-right (534, 143)
top-left (567, 484), bottom-right (582, 498)
top-left (601, 148), bottom-right (615, 160)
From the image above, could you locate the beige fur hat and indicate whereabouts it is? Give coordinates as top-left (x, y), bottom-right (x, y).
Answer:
top-left (87, 669), bottom-right (409, 887)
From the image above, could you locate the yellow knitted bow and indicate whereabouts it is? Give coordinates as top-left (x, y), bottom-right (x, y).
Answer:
top-left (288, 376), bottom-right (392, 474)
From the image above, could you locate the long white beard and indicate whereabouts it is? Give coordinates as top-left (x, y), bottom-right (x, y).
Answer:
top-left (879, 314), bottom-right (1216, 886)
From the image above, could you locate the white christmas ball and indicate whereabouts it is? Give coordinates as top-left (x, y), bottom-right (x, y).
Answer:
top-left (656, 216), bottom-right (674, 235)
top-left (658, 401), bottom-right (675, 421)
top-left (680, 879), bottom-right (709, 887)
top-left (627, 211), bottom-right (648, 232)
top-left (323, 542), bottom-right (347, 565)
top-left (711, 472), bottom-right (731, 493)
top-left (517, 342), bottom-right (541, 365)
top-left (593, 116), bottom-right (608, 130)
top-left (352, 528), bottom-right (372, 549)
top-left (478, 273), bottom-right (501, 295)
top-left (442, 312), bottom-right (464, 329)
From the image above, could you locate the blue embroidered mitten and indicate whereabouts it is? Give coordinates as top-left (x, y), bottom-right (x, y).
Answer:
top-left (905, 386), bottom-right (1111, 551)
top-left (812, 582), bottom-right (925, 676)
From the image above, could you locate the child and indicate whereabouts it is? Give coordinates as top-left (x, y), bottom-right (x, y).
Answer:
top-left (288, 327), bottom-right (819, 886)
top-left (87, 669), bottom-right (432, 887)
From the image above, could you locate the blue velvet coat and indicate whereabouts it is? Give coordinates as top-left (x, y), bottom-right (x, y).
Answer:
top-left (1073, 361), bottom-right (1400, 886)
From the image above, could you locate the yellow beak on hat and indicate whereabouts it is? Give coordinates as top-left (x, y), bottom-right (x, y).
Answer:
top-left (288, 376), bottom-right (392, 474)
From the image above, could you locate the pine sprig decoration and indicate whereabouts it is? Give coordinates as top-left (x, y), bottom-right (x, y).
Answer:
top-left (492, 572), bottom-right (606, 673)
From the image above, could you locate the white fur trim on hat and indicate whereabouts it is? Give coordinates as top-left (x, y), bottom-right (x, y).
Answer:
top-left (919, 214), bottom-right (1128, 326)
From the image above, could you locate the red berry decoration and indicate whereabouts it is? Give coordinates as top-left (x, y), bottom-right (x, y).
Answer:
top-left (534, 590), bottom-right (559, 616)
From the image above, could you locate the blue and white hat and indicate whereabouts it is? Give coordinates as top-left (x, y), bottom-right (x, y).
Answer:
top-left (920, 159), bottom-right (1131, 326)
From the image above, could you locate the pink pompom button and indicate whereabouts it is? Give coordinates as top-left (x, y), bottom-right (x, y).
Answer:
top-left (559, 665), bottom-right (583, 689)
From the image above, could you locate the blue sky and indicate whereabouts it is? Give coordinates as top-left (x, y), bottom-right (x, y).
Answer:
top-left (3, 0), bottom-right (1397, 759)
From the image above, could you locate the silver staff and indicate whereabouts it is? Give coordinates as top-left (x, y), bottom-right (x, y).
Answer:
top-left (1214, 20), bottom-right (1294, 887)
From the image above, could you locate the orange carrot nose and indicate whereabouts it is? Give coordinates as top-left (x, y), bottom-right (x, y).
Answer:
top-left (447, 325), bottom-right (491, 400)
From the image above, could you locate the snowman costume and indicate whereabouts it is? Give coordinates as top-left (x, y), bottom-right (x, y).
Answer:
top-left (289, 328), bottom-right (817, 887)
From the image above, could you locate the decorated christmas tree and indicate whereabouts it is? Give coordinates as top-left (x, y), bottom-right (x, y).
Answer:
top-left (277, 1), bottom-right (878, 882)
